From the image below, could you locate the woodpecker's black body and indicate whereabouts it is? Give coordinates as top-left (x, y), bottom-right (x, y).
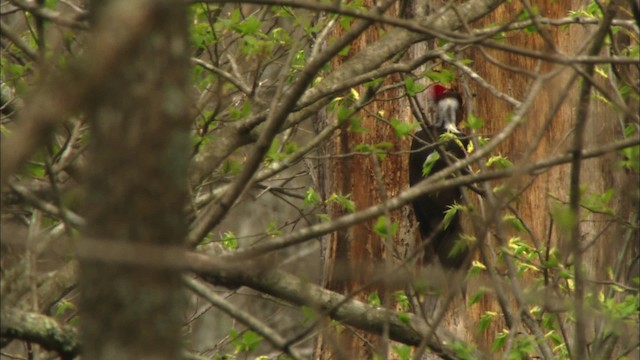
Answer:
top-left (409, 84), bottom-right (469, 269)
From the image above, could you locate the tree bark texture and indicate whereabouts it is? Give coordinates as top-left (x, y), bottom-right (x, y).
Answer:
top-left (317, 0), bottom-right (638, 357)
top-left (462, 0), bottom-right (639, 352)
top-left (316, 2), bottom-right (417, 359)
top-left (78, 0), bottom-right (191, 359)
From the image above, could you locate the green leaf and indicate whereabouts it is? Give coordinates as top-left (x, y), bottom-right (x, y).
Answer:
top-left (232, 15), bottom-right (261, 35)
top-left (338, 44), bottom-right (351, 56)
top-left (265, 138), bottom-right (282, 164)
top-left (465, 113), bottom-right (485, 130)
top-left (270, 27), bottom-right (291, 45)
top-left (348, 116), bottom-right (368, 133)
top-left (26, 161), bottom-right (46, 178)
top-left (229, 100), bottom-right (251, 120)
top-left (191, 22), bottom-right (215, 49)
top-left (354, 143), bottom-right (372, 153)
top-left (493, 31), bottom-right (506, 42)
top-left (397, 312), bottom-right (411, 325)
top-left (394, 291), bottom-right (411, 310)
top-left (327, 193), bottom-right (355, 213)
top-left (619, 145), bottom-right (639, 172)
top-left (541, 313), bottom-right (556, 330)
top-left (349, 88), bottom-right (360, 101)
top-left (390, 118), bottom-right (418, 137)
top-left (451, 341), bottom-right (476, 360)
top-left (367, 291), bottom-right (381, 307)
top-left (570, 3), bottom-right (601, 18)
top-left (425, 69), bottom-right (455, 84)
top-left (404, 77), bottom-right (425, 96)
top-left (438, 132), bottom-right (465, 153)
top-left (508, 236), bottom-right (535, 257)
top-left (367, 77), bottom-right (384, 89)
top-left (443, 204), bottom-right (465, 229)
top-left (544, 248), bottom-right (561, 268)
top-left (467, 287), bottom-right (488, 306)
top-left (283, 141), bottom-right (298, 155)
top-left (336, 105), bottom-right (351, 123)
top-left (478, 311), bottom-right (497, 333)
top-left (503, 214), bottom-right (526, 232)
top-left (291, 49), bottom-right (306, 71)
top-left (559, 268), bottom-right (572, 281)
top-left (469, 260), bottom-right (486, 276)
top-left (544, 330), bottom-right (564, 346)
top-left (374, 216), bottom-right (398, 237)
top-left (517, 5), bottom-right (539, 33)
top-left (221, 231), bottom-right (238, 250)
top-left (266, 221), bottom-right (281, 236)
top-left (486, 154), bottom-right (513, 169)
top-left (618, 126), bottom-right (639, 172)
top-left (492, 329), bottom-right (510, 351)
top-left (233, 330), bottom-right (263, 352)
top-left (304, 187), bottom-right (321, 206)
top-left (508, 335), bottom-right (536, 359)
top-left (44, 0), bottom-right (58, 9)
top-left (373, 141), bottom-right (393, 160)
top-left (271, 5), bottom-right (293, 18)
top-left (392, 345), bottom-right (411, 360)
top-left (54, 299), bottom-right (77, 318)
top-left (581, 188), bottom-right (614, 215)
top-left (421, 151), bottom-right (440, 176)
top-left (446, 236), bottom-right (470, 262)
top-left (240, 34), bottom-right (273, 56)
top-left (624, 123), bottom-right (638, 138)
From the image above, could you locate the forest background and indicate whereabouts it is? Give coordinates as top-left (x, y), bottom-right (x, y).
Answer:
top-left (1, 0), bottom-right (639, 359)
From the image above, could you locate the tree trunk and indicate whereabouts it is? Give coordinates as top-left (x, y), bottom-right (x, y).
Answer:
top-left (464, 0), bottom-right (639, 353)
top-left (78, 0), bottom-right (191, 359)
top-left (317, 0), bottom-right (638, 358)
top-left (315, 2), bottom-right (416, 358)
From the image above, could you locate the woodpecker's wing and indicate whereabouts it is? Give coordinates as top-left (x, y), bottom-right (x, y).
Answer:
top-left (409, 129), bottom-right (469, 268)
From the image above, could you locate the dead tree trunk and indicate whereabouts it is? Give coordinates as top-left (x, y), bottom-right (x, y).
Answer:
top-left (464, 0), bottom-right (639, 354)
top-left (315, 2), bottom-right (416, 358)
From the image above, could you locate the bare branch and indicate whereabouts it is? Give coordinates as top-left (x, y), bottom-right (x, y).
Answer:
top-left (184, 276), bottom-right (306, 360)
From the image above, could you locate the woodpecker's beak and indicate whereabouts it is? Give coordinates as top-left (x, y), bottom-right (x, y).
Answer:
top-left (445, 122), bottom-right (461, 134)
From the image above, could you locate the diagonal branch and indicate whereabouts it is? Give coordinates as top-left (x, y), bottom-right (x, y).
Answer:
top-left (193, 264), bottom-right (486, 360)
top-left (184, 276), bottom-right (305, 360)
top-left (224, 135), bottom-right (639, 259)
top-left (75, 239), bottom-right (490, 359)
top-left (186, 1), bottom-right (389, 246)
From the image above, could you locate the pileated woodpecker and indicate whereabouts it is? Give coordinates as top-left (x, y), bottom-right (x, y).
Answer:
top-left (409, 84), bottom-right (468, 269)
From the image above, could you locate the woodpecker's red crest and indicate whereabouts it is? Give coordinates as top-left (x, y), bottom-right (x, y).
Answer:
top-left (427, 84), bottom-right (450, 102)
